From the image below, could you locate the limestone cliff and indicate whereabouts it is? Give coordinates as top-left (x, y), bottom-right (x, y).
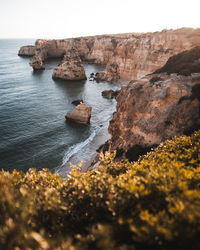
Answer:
top-left (23, 28), bottom-right (200, 81)
top-left (101, 28), bottom-right (200, 81)
top-left (18, 29), bottom-right (200, 163)
top-left (107, 74), bottom-right (200, 160)
top-left (28, 35), bottom-right (122, 71)
top-left (106, 47), bottom-right (200, 161)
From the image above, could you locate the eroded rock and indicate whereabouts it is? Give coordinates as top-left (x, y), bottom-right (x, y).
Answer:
top-left (24, 28), bottom-right (200, 82)
top-left (18, 46), bottom-right (36, 57)
top-left (102, 89), bottom-right (120, 99)
top-left (65, 103), bottom-right (92, 124)
top-left (52, 48), bottom-right (86, 80)
top-left (103, 28), bottom-right (200, 81)
top-left (29, 55), bottom-right (45, 70)
top-left (107, 73), bottom-right (200, 161)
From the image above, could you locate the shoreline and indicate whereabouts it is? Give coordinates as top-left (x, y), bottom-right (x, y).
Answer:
top-left (55, 113), bottom-right (112, 178)
top-left (17, 28), bottom-right (200, 174)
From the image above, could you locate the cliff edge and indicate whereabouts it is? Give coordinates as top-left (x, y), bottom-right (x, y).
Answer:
top-left (19, 28), bottom-right (200, 81)
top-left (106, 47), bottom-right (200, 161)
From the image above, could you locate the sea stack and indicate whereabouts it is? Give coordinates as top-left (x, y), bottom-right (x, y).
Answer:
top-left (52, 48), bottom-right (87, 81)
top-left (65, 103), bottom-right (92, 124)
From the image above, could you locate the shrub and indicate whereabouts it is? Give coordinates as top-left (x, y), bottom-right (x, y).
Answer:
top-left (0, 131), bottom-right (200, 249)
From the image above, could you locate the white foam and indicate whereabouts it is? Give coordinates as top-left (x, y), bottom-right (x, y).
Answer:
top-left (55, 107), bottom-right (116, 175)
top-left (55, 128), bottom-right (98, 173)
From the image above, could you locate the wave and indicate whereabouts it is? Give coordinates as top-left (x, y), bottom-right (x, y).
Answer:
top-left (55, 110), bottom-right (115, 176)
top-left (55, 128), bottom-right (98, 173)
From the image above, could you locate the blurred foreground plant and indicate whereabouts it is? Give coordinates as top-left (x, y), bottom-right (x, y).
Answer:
top-left (0, 131), bottom-right (200, 249)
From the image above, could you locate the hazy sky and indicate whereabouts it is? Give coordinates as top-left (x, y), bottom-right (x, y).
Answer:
top-left (0, 0), bottom-right (200, 39)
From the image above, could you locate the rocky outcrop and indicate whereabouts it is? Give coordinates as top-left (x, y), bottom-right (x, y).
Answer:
top-left (24, 28), bottom-right (200, 82)
top-left (28, 35), bottom-right (121, 74)
top-left (18, 46), bottom-right (36, 56)
top-left (18, 29), bottom-right (200, 168)
top-left (72, 99), bottom-right (84, 105)
top-left (107, 72), bottom-right (200, 161)
top-left (29, 55), bottom-right (45, 70)
top-left (102, 89), bottom-right (119, 99)
top-left (65, 103), bottom-right (92, 124)
top-left (52, 48), bottom-right (86, 80)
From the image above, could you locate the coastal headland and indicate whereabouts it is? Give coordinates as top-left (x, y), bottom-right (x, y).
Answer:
top-left (19, 27), bottom-right (200, 163)
top-left (2, 27), bottom-right (200, 249)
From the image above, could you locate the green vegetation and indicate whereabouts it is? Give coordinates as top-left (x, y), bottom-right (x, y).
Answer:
top-left (0, 131), bottom-right (200, 249)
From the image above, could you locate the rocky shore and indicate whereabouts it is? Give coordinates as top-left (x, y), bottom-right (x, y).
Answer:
top-left (18, 28), bottom-right (200, 166)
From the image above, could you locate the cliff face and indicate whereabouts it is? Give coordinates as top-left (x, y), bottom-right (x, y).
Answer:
top-left (19, 29), bottom-right (200, 162)
top-left (107, 46), bottom-right (200, 161)
top-left (25, 28), bottom-right (200, 81)
top-left (108, 73), bottom-right (200, 160)
top-left (29, 35), bottom-right (122, 71)
top-left (102, 28), bottom-right (200, 81)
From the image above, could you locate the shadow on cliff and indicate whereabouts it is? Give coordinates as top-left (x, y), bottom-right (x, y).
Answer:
top-left (154, 46), bottom-right (200, 76)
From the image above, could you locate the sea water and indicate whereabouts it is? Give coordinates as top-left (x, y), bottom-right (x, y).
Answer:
top-left (0, 39), bottom-right (119, 176)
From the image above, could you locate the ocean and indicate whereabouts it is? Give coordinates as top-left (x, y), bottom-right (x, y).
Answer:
top-left (0, 39), bottom-right (119, 177)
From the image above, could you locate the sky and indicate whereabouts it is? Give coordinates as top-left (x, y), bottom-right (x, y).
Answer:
top-left (0, 0), bottom-right (200, 39)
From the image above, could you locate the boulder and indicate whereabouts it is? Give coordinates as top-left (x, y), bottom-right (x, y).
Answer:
top-left (18, 45), bottom-right (36, 57)
top-left (89, 73), bottom-right (95, 81)
top-left (52, 48), bottom-right (87, 81)
top-left (71, 99), bottom-right (83, 105)
top-left (102, 89), bottom-right (120, 99)
top-left (65, 103), bottom-right (92, 124)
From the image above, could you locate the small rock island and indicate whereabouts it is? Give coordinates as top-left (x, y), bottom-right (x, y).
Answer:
top-left (52, 48), bottom-right (87, 81)
top-left (65, 103), bottom-right (92, 124)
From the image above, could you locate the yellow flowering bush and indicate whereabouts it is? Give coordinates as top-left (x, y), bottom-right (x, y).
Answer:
top-left (0, 131), bottom-right (200, 249)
